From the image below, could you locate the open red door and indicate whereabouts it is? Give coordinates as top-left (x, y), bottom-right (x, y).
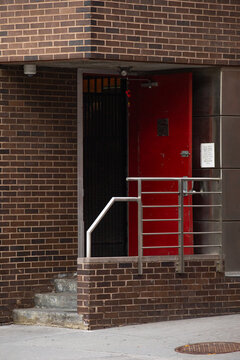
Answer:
top-left (128, 73), bottom-right (193, 256)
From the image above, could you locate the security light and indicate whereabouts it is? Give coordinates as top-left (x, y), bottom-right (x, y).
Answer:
top-left (24, 64), bottom-right (37, 77)
top-left (119, 67), bottom-right (132, 77)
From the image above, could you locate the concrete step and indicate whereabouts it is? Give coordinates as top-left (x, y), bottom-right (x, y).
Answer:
top-left (35, 292), bottom-right (77, 309)
top-left (13, 274), bottom-right (80, 329)
top-left (53, 277), bottom-right (77, 293)
top-left (13, 308), bottom-right (86, 329)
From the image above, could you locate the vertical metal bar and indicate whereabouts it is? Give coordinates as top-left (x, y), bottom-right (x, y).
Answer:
top-left (138, 180), bottom-right (143, 274)
top-left (77, 69), bottom-right (84, 257)
top-left (219, 71), bottom-right (223, 271)
top-left (218, 179), bottom-right (223, 272)
top-left (178, 179), bottom-right (184, 272)
top-left (220, 70), bottom-right (223, 182)
top-left (86, 230), bottom-right (91, 258)
top-left (123, 78), bottom-right (130, 256)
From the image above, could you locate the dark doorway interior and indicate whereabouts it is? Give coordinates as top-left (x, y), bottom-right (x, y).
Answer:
top-left (83, 76), bottom-right (127, 256)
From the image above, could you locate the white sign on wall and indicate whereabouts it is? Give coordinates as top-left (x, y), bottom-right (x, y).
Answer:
top-left (200, 143), bottom-right (215, 168)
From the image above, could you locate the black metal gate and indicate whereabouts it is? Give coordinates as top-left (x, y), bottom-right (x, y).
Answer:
top-left (83, 76), bottom-right (127, 256)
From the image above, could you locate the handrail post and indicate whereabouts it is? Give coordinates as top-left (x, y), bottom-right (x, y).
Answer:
top-left (138, 179), bottom-right (143, 274)
top-left (178, 179), bottom-right (184, 272)
top-left (86, 230), bottom-right (91, 258)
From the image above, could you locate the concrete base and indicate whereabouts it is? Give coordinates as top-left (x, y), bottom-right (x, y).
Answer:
top-left (13, 275), bottom-right (84, 329)
top-left (13, 308), bottom-right (86, 329)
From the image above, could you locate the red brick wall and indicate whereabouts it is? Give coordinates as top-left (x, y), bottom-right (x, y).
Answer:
top-left (0, 66), bottom-right (78, 324)
top-left (0, 0), bottom-right (91, 62)
top-left (0, 1), bottom-right (240, 66)
top-left (89, 0), bottom-right (240, 65)
top-left (77, 256), bottom-right (240, 330)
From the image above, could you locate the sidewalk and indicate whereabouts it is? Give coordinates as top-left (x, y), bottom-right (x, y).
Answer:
top-left (0, 314), bottom-right (240, 360)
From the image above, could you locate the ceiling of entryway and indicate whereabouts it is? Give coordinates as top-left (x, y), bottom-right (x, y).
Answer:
top-left (36, 59), bottom-right (208, 74)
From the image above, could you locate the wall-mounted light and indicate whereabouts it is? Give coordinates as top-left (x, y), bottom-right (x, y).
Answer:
top-left (119, 67), bottom-right (132, 77)
top-left (24, 64), bottom-right (37, 77)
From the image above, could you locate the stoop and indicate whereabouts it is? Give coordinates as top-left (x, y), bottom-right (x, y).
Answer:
top-left (13, 275), bottom-right (87, 329)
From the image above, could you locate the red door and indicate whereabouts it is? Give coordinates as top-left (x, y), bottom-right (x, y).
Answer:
top-left (128, 73), bottom-right (193, 256)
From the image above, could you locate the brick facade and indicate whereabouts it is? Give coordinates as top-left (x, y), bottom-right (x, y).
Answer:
top-left (90, 0), bottom-right (240, 65)
top-left (0, 1), bottom-right (240, 66)
top-left (0, 0), bottom-right (91, 63)
top-left (78, 256), bottom-right (240, 330)
top-left (0, 66), bottom-right (78, 323)
top-left (1, 0), bottom-right (240, 328)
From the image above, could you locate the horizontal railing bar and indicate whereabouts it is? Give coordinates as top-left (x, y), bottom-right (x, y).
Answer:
top-left (184, 245), bottom-right (221, 248)
top-left (128, 178), bottom-right (222, 181)
top-left (143, 232), bottom-right (180, 235)
top-left (141, 191), bottom-right (222, 195)
top-left (113, 197), bottom-right (139, 202)
top-left (143, 204), bottom-right (221, 208)
top-left (186, 191), bottom-right (222, 195)
top-left (143, 246), bottom-right (180, 249)
top-left (191, 220), bottom-right (222, 222)
top-left (143, 218), bottom-right (180, 222)
top-left (142, 245), bottom-right (221, 249)
top-left (143, 205), bottom-right (180, 208)
top-left (142, 231), bottom-right (222, 235)
top-left (183, 231), bottom-right (222, 235)
top-left (142, 191), bottom-right (179, 194)
top-left (184, 204), bottom-right (222, 207)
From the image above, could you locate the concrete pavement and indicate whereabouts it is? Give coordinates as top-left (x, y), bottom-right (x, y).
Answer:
top-left (0, 314), bottom-right (240, 360)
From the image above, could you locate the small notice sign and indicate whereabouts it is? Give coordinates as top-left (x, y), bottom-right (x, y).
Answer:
top-left (201, 143), bottom-right (215, 168)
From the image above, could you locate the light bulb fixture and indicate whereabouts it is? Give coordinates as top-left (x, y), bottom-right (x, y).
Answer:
top-left (118, 67), bottom-right (132, 77)
top-left (24, 64), bottom-right (37, 77)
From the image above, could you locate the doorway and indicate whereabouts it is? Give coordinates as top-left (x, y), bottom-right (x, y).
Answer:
top-left (83, 76), bottom-right (128, 256)
top-left (128, 73), bottom-right (193, 256)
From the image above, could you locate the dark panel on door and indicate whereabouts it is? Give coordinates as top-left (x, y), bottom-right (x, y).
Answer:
top-left (83, 76), bottom-right (127, 257)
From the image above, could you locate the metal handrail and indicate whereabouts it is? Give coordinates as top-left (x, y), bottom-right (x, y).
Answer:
top-left (86, 196), bottom-right (139, 257)
top-left (86, 176), bottom-right (223, 274)
top-left (127, 177), bottom-right (221, 181)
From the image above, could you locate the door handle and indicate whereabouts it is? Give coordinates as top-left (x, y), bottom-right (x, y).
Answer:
top-left (180, 150), bottom-right (190, 157)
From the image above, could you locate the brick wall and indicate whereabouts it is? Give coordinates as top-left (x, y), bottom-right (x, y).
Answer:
top-left (1, 1), bottom-right (240, 66)
top-left (0, 66), bottom-right (78, 324)
top-left (90, 0), bottom-right (240, 65)
top-left (77, 256), bottom-right (240, 330)
top-left (0, 0), bottom-right (91, 62)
